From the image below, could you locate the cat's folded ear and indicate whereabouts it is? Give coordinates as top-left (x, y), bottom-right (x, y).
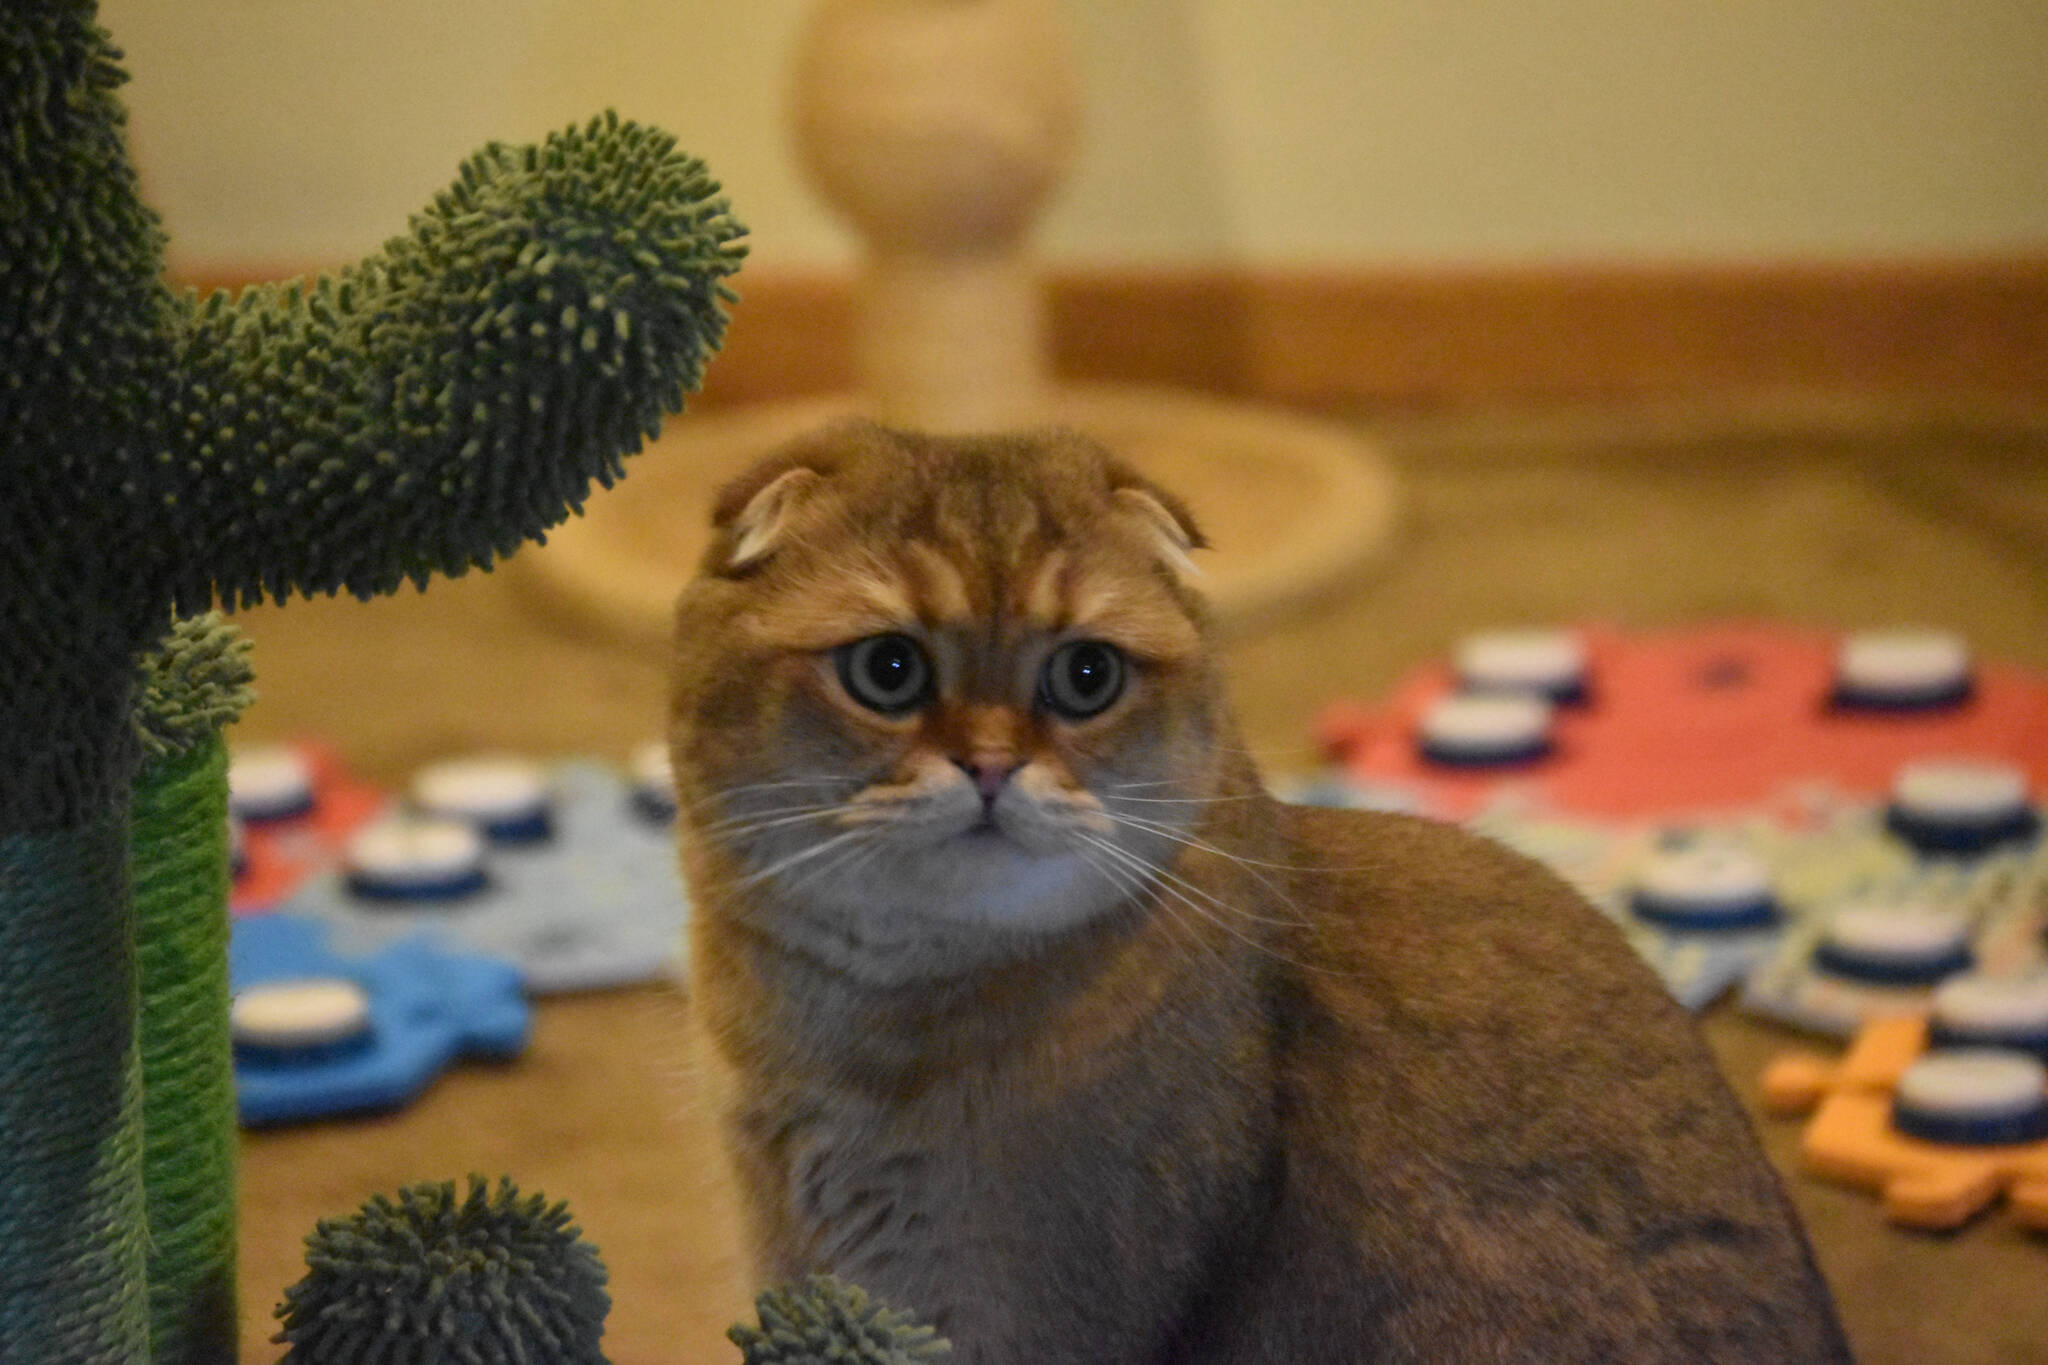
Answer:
top-left (1109, 465), bottom-right (1208, 578)
top-left (712, 455), bottom-right (826, 573)
top-left (710, 421), bottom-right (884, 572)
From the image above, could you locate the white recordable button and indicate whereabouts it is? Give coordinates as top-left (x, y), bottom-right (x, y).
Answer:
top-left (1453, 629), bottom-right (1590, 704)
top-left (630, 741), bottom-right (678, 822)
top-left (231, 977), bottom-right (372, 1053)
top-left (1833, 630), bottom-right (1972, 710)
top-left (1885, 759), bottom-right (2038, 857)
top-left (1892, 1049), bottom-right (2048, 1145)
top-left (344, 816), bottom-right (488, 901)
top-left (1417, 693), bottom-right (1555, 767)
top-left (1814, 902), bottom-right (1973, 986)
top-left (1930, 973), bottom-right (2048, 1054)
top-left (412, 755), bottom-right (555, 843)
top-left (1630, 841), bottom-right (1779, 931)
top-left (227, 746), bottom-right (316, 823)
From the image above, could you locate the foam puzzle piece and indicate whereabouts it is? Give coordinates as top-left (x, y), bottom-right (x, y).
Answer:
top-left (230, 741), bottom-right (389, 912)
top-left (229, 912), bottom-right (529, 1126)
top-left (1760, 1015), bottom-right (2048, 1231)
top-left (278, 760), bottom-right (690, 993)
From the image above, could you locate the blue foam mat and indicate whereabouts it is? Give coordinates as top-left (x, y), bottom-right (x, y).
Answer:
top-left (275, 761), bottom-right (691, 994)
top-left (229, 912), bottom-right (529, 1126)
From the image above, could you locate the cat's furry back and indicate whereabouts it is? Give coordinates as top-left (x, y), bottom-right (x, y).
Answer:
top-left (669, 420), bottom-right (1853, 1364)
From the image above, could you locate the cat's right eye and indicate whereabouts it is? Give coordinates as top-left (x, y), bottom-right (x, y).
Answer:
top-left (833, 634), bottom-right (934, 716)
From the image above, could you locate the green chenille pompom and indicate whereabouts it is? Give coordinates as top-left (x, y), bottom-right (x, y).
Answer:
top-left (729, 1277), bottom-right (951, 1365)
top-left (274, 1177), bottom-right (610, 1365)
top-left (131, 613), bottom-right (255, 762)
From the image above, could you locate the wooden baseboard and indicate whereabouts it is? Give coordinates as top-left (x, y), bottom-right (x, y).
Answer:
top-left (173, 256), bottom-right (2048, 409)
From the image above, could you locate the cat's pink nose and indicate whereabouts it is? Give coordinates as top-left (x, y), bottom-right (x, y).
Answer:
top-left (957, 758), bottom-right (1019, 804)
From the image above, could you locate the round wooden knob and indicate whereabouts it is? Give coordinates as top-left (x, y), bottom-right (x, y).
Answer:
top-left (793, 0), bottom-right (1078, 256)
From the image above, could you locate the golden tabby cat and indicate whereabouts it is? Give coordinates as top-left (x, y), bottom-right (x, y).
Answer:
top-left (669, 420), bottom-right (1853, 1364)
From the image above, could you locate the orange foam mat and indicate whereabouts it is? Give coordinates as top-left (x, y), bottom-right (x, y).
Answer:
top-left (1762, 1015), bottom-right (2048, 1231)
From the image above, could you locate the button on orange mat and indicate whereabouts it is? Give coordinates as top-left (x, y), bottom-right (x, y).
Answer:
top-left (1762, 1015), bottom-right (2048, 1230)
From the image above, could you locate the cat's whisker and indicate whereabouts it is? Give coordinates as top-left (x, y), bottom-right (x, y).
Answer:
top-left (1093, 812), bottom-right (1320, 930)
top-left (698, 804), bottom-right (849, 843)
top-left (698, 796), bottom-right (845, 824)
top-left (1206, 741), bottom-right (1332, 763)
top-left (1072, 844), bottom-right (1222, 973)
top-left (1100, 806), bottom-right (1370, 877)
top-left (1098, 791), bottom-right (1269, 806)
top-left (1074, 833), bottom-right (1339, 978)
top-left (683, 775), bottom-right (846, 807)
top-left (779, 829), bottom-right (886, 905)
top-left (679, 780), bottom-right (853, 823)
top-left (1100, 831), bottom-right (1313, 938)
top-left (736, 829), bottom-right (872, 889)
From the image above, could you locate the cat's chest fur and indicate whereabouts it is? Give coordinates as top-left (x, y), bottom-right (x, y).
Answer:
top-left (700, 921), bottom-right (1278, 1365)
top-left (747, 1082), bottom-right (1097, 1361)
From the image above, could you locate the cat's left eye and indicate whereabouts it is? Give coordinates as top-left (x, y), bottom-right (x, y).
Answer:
top-left (1040, 640), bottom-right (1126, 720)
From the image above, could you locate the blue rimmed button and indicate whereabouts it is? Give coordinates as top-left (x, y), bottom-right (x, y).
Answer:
top-left (227, 746), bottom-right (316, 823)
top-left (1928, 973), bottom-right (2048, 1061)
top-left (1453, 630), bottom-right (1591, 706)
top-left (344, 816), bottom-right (488, 902)
top-left (231, 976), bottom-right (375, 1065)
top-left (1813, 903), bottom-right (1974, 986)
top-left (1831, 630), bottom-right (1974, 712)
top-left (1883, 759), bottom-right (2039, 857)
top-left (1417, 692), bottom-right (1555, 767)
top-left (1891, 1049), bottom-right (2048, 1146)
top-left (412, 756), bottom-right (555, 844)
top-left (1630, 840), bottom-right (1780, 932)
top-left (629, 741), bottom-right (678, 823)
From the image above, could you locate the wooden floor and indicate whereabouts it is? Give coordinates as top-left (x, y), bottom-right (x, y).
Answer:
top-left (230, 400), bottom-right (2048, 1365)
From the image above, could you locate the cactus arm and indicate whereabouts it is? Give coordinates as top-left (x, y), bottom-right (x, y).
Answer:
top-left (159, 116), bottom-right (745, 612)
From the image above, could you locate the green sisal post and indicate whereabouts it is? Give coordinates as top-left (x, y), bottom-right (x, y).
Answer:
top-left (130, 617), bottom-right (254, 1365)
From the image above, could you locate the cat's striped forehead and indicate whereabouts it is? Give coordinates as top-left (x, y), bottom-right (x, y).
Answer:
top-left (721, 423), bottom-right (1203, 661)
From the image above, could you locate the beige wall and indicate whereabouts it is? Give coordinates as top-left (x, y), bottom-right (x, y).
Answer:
top-left (107, 0), bottom-right (2048, 273)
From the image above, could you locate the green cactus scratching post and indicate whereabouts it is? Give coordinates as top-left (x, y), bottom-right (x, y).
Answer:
top-left (131, 615), bottom-right (255, 1365)
top-left (274, 1177), bottom-right (611, 1365)
top-left (729, 1277), bottom-right (951, 1365)
top-left (0, 1), bottom-right (743, 1357)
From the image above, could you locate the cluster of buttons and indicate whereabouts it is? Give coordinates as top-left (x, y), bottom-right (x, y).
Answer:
top-left (1305, 624), bottom-right (2048, 1026)
top-left (222, 742), bottom-right (686, 1124)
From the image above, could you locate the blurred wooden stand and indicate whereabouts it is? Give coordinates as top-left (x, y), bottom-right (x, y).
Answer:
top-left (513, 0), bottom-right (1397, 646)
